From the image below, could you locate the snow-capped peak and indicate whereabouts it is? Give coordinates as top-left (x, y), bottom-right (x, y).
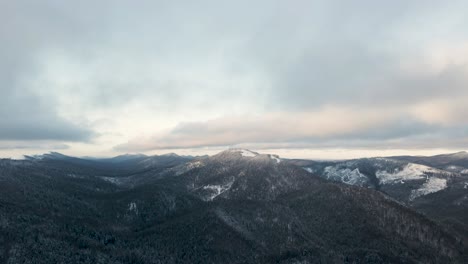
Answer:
top-left (213, 149), bottom-right (284, 165)
top-left (222, 148), bottom-right (259, 157)
top-left (240, 149), bottom-right (257, 157)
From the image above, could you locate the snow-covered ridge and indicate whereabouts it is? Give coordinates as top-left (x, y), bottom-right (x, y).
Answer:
top-left (324, 166), bottom-right (368, 186)
top-left (233, 149), bottom-right (282, 163)
top-left (376, 163), bottom-right (450, 199)
top-left (222, 148), bottom-right (259, 158)
top-left (240, 149), bottom-right (257, 157)
top-left (221, 149), bottom-right (282, 163)
top-left (376, 163), bottom-right (448, 184)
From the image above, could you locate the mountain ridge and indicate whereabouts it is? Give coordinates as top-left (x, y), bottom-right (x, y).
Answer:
top-left (1, 149), bottom-right (467, 263)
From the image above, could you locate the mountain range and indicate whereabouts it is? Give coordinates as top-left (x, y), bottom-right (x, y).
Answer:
top-left (293, 152), bottom-right (468, 242)
top-left (1, 149), bottom-right (467, 263)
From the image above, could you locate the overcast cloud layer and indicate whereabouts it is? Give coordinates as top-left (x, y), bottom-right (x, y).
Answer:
top-left (1, 0), bottom-right (468, 158)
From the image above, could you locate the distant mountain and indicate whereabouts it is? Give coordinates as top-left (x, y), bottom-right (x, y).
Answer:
top-left (95, 153), bottom-right (148, 163)
top-left (294, 152), bottom-right (468, 243)
top-left (390, 151), bottom-right (468, 172)
top-left (25, 151), bottom-right (85, 162)
top-left (22, 151), bottom-right (193, 178)
top-left (0, 149), bottom-right (466, 263)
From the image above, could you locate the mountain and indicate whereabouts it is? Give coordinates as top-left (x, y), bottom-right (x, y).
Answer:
top-left (0, 149), bottom-right (466, 263)
top-left (294, 153), bottom-right (468, 244)
top-left (95, 153), bottom-right (148, 163)
top-left (174, 149), bottom-right (306, 201)
top-left (23, 151), bottom-right (192, 177)
top-left (390, 151), bottom-right (468, 172)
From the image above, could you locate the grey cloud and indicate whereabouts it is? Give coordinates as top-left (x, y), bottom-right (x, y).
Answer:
top-left (248, 5), bottom-right (468, 111)
top-left (0, 60), bottom-right (95, 141)
top-left (0, 88), bottom-right (95, 141)
top-left (216, 1), bottom-right (468, 108)
top-left (0, 1), bottom-right (96, 142)
top-left (6, 0), bottom-right (467, 111)
top-left (2, 0), bottom-right (468, 154)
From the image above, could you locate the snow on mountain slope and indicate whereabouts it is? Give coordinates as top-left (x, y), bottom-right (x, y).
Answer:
top-left (376, 163), bottom-right (448, 184)
top-left (221, 149), bottom-right (279, 162)
top-left (239, 149), bottom-right (257, 157)
top-left (269, 154), bottom-right (281, 163)
top-left (323, 166), bottom-right (368, 186)
top-left (410, 178), bottom-right (448, 200)
top-left (306, 158), bottom-right (456, 201)
top-left (181, 149), bottom-right (314, 201)
top-left (213, 149), bottom-right (282, 165)
top-left (202, 178), bottom-right (235, 201)
top-left (376, 163), bottom-right (450, 200)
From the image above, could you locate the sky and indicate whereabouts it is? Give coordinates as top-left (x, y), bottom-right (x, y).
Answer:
top-left (1, 0), bottom-right (468, 159)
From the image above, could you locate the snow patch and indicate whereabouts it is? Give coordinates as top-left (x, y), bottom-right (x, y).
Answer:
top-left (240, 149), bottom-right (257, 157)
top-left (461, 169), bottom-right (468, 174)
top-left (304, 167), bottom-right (314, 173)
top-left (101, 176), bottom-right (122, 185)
top-left (324, 166), bottom-right (368, 186)
top-left (203, 179), bottom-right (235, 201)
top-left (188, 160), bottom-right (204, 169)
top-left (410, 178), bottom-right (447, 200)
top-left (269, 154), bottom-right (281, 163)
top-left (376, 163), bottom-right (444, 184)
top-left (128, 202), bottom-right (138, 214)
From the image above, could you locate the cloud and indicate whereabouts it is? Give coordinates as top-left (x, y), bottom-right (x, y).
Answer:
top-left (409, 97), bottom-right (468, 126)
top-left (0, 1), bottom-right (96, 142)
top-left (0, 66), bottom-right (95, 141)
top-left (115, 105), bottom-right (458, 151)
top-left (2, 1), bottom-right (468, 156)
